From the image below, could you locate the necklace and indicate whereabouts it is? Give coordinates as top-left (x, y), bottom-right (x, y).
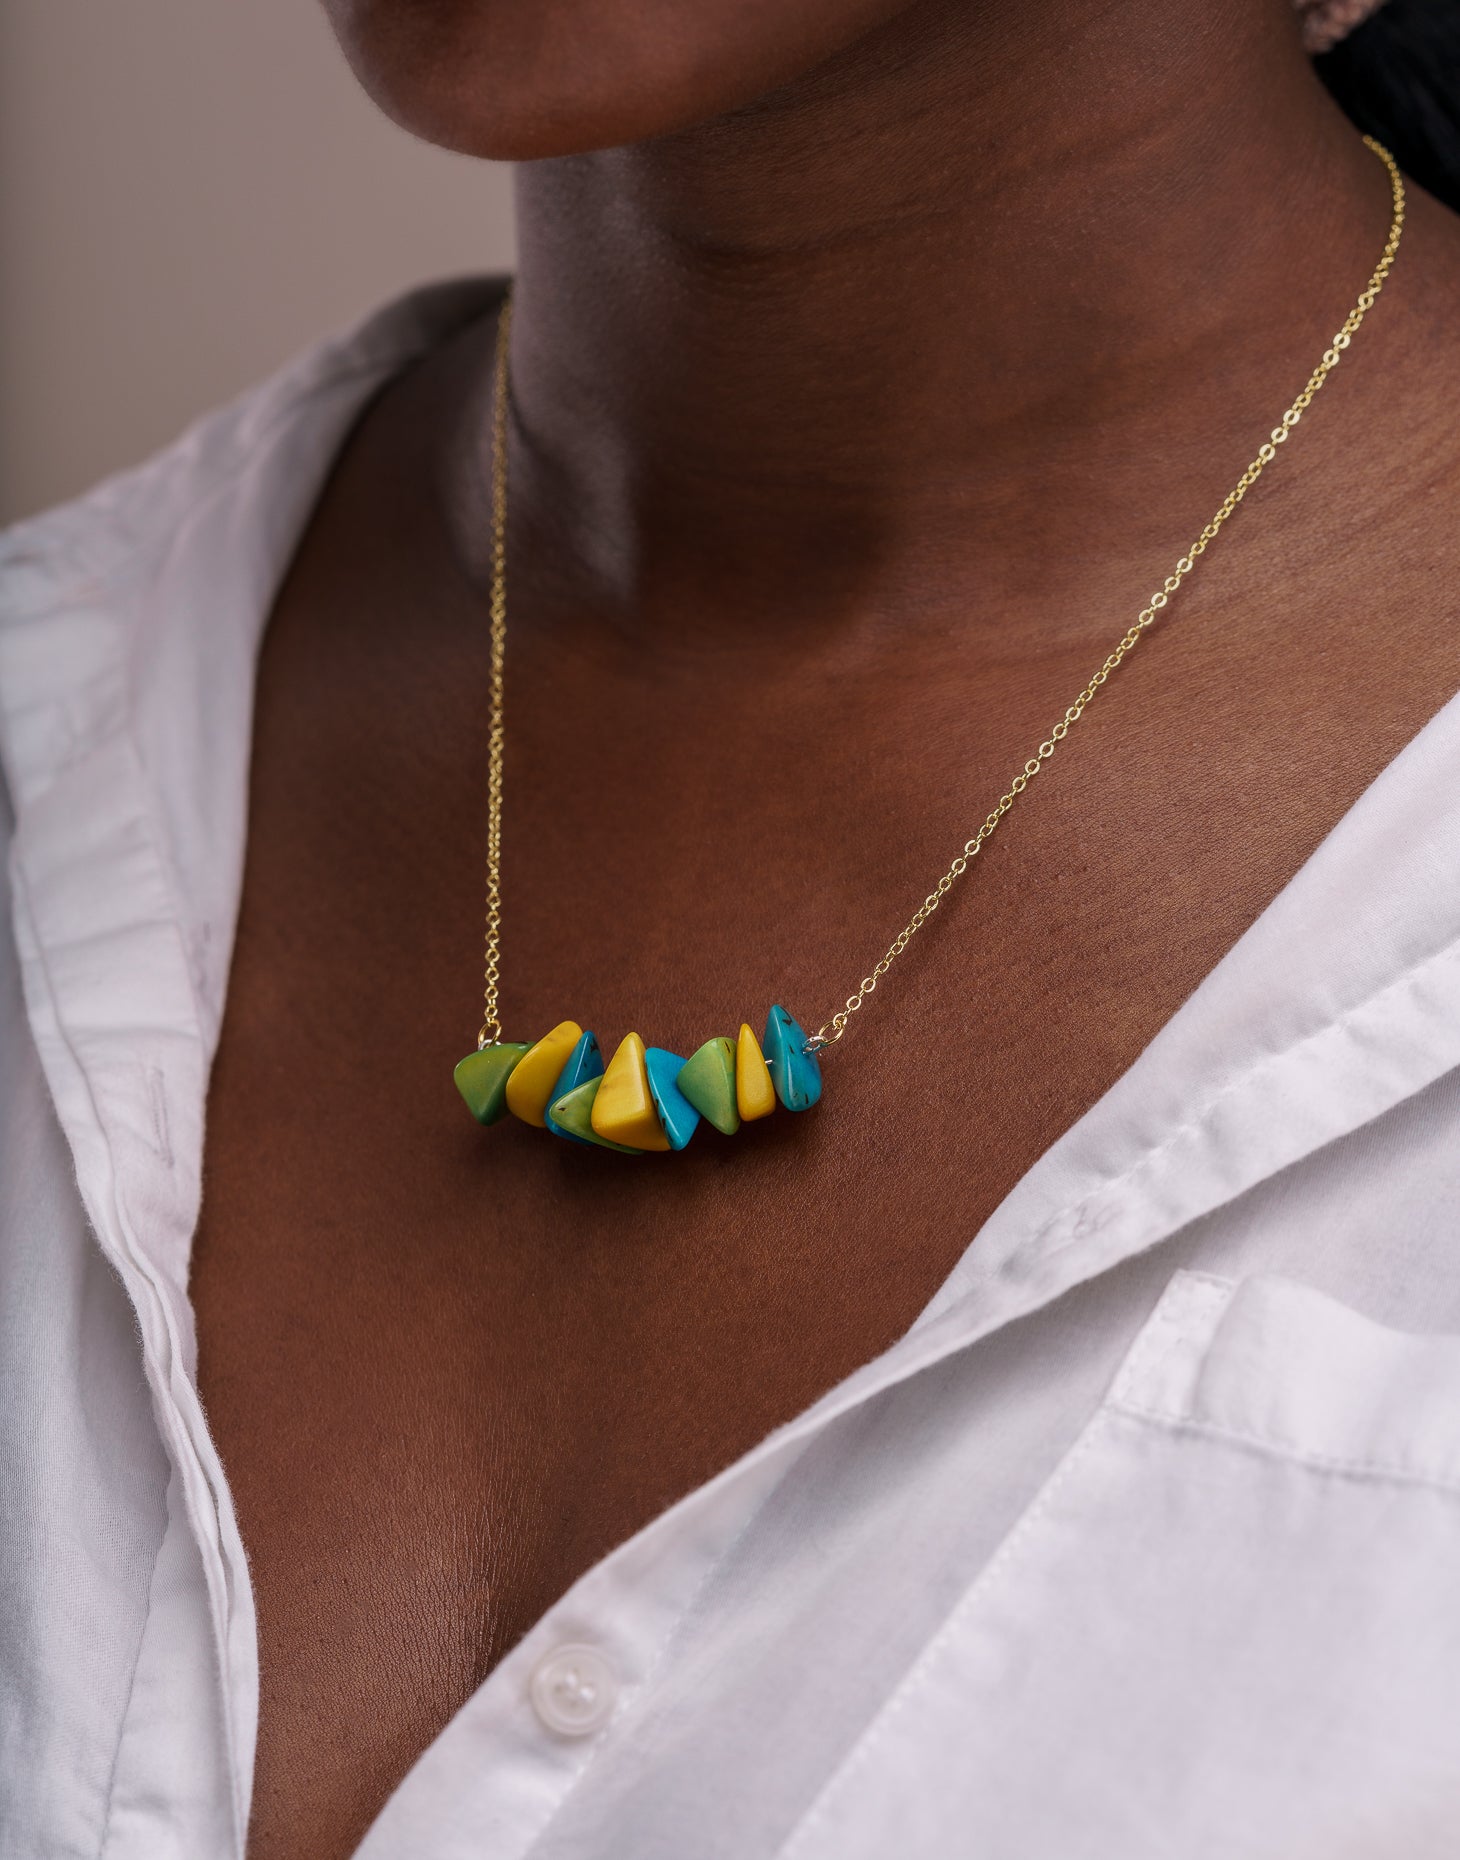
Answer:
top-left (454, 136), bottom-right (1405, 1155)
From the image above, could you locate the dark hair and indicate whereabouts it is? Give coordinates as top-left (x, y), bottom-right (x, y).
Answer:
top-left (1315, 0), bottom-right (1460, 212)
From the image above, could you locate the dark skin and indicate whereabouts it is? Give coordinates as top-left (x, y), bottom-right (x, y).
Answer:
top-left (189, 0), bottom-right (1460, 1852)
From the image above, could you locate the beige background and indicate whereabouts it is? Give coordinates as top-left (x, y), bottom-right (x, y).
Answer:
top-left (0, 0), bottom-right (515, 523)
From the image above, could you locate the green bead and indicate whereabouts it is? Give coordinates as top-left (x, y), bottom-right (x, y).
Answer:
top-left (545, 1031), bottom-right (605, 1145)
top-left (454, 1043), bottom-right (531, 1125)
top-left (676, 1037), bottom-right (740, 1136)
top-left (547, 1076), bottom-right (645, 1153)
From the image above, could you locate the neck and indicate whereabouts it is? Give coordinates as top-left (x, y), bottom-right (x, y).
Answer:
top-left (499, 0), bottom-right (1388, 632)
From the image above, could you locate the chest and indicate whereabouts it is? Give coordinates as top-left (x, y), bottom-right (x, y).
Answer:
top-left (189, 454), bottom-right (1458, 1857)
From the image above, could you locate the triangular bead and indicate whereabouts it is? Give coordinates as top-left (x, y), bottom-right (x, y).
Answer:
top-left (676, 1038), bottom-right (740, 1136)
top-left (644, 1048), bottom-right (701, 1150)
top-left (763, 1005), bottom-right (822, 1112)
top-left (548, 1076), bottom-right (645, 1153)
top-left (545, 1032), bottom-right (605, 1144)
top-left (736, 1023), bottom-right (776, 1122)
top-left (453, 1043), bottom-right (531, 1125)
top-left (592, 1033), bottom-right (672, 1151)
top-left (506, 1020), bottom-right (585, 1127)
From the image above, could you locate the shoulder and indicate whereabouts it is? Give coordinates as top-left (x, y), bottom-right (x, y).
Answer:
top-left (0, 277), bottom-right (506, 629)
top-left (0, 278), bottom-right (505, 823)
top-left (0, 275), bottom-right (506, 1013)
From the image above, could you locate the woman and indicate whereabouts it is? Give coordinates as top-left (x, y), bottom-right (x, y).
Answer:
top-left (3, 0), bottom-right (1459, 1855)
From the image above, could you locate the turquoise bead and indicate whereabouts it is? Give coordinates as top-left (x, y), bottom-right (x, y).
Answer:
top-left (545, 1031), bottom-right (605, 1145)
top-left (644, 1047), bottom-right (702, 1150)
top-left (763, 1005), bottom-right (822, 1112)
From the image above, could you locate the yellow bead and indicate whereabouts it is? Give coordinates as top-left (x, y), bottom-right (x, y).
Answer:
top-left (592, 1033), bottom-right (672, 1151)
top-left (506, 1019), bottom-right (584, 1127)
top-left (736, 1023), bottom-right (776, 1122)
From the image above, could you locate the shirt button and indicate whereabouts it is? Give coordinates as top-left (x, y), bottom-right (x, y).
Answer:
top-left (529, 1644), bottom-right (618, 1737)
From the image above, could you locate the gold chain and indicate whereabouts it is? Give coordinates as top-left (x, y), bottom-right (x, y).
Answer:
top-left (477, 292), bottom-right (514, 1046)
top-left (808, 136), bottom-right (1403, 1050)
top-left (479, 138), bottom-right (1404, 1057)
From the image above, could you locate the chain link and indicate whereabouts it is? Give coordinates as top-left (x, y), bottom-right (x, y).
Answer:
top-left (478, 142), bottom-right (1404, 1058)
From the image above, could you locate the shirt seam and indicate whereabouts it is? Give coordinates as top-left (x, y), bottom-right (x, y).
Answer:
top-left (878, 934), bottom-right (1460, 1435)
top-left (777, 1407), bottom-right (1114, 1859)
top-left (1107, 1401), bottom-right (1460, 1497)
top-left (1010, 928), bottom-right (1460, 1272)
top-left (778, 1356), bottom-right (1460, 1857)
top-left (1107, 1272), bottom-right (1231, 1408)
top-left (12, 725), bottom-right (211, 1155)
top-left (8, 851), bottom-right (250, 1858)
top-left (97, 1483), bottom-right (172, 1860)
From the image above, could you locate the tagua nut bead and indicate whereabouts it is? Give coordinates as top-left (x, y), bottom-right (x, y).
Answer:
top-left (644, 1047), bottom-right (702, 1151)
top-left (735, 1023), bottom-right (776, 1122)
top-left (545, 1031), bottom-right (606, 1144)
top-left (763, 1005), bottom-right (823, 1112)
top-left (592, 1033), bottom-right (673, 1152)
top-left (548, 1076), bottom-right (644, 1154)
top-left (506, 1020), bottom-right (585, 1127)
top-left (676, 1038), bottom-right (740, 1136)
top-left (454, 1043), bottom-right (532, 1125)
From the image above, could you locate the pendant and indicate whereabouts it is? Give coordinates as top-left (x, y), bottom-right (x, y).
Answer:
top-left (454, 1006), bottom-right (822, 1153)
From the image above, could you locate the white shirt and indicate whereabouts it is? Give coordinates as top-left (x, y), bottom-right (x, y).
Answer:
top-left (3, 279), bottom-right (1460, 1860)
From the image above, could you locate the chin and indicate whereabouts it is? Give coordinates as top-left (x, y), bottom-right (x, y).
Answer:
top-left (321, 0), bottom-right (912, 161)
